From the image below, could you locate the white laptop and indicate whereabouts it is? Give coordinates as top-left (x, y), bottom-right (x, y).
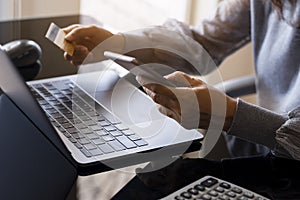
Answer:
top-left (0, 49), bottom-right (203, 174)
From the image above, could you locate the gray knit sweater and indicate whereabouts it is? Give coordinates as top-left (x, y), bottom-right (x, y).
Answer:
top-left (122, 0), bottom-right (300, 160)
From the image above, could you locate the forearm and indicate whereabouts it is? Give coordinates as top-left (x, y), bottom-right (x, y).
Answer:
top-left (121, 25), bottom-right (216, 75)
top-left (227, 99), bottom-right (288, 153)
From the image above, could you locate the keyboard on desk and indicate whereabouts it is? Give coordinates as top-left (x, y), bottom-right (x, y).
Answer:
top-left (28, 79), bottom-right (148, 158)
top-left (161, 176), bottom-right (269, 200)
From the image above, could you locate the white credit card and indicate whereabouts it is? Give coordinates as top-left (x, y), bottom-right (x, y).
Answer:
top-left (45, 22), bottom-right (74, 56)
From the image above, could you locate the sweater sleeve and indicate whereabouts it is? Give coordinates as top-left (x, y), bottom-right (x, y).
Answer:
top-left (276, 107), bottom-right (300, 160)
top-left (227, 99), bottom-right (300, 160)
top-left (121, 0), bottom-right (251, 74)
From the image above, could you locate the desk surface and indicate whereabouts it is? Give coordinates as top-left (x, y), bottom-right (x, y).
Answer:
top-left (0, 15), bottom-right (101, 80)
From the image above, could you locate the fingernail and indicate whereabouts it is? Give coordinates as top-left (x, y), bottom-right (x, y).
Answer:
top-left (136, 75), bottom-right (143, 84)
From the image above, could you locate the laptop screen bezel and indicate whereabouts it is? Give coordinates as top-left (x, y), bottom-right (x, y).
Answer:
top-left (0, 49), bottom-right (75, 165)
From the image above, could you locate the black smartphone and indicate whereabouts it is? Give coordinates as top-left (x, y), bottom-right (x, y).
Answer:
top-left (104, 51), bottom-right (177, 87)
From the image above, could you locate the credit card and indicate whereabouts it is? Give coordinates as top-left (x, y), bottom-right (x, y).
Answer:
top-left (45, 22), bottom-right (74, 56)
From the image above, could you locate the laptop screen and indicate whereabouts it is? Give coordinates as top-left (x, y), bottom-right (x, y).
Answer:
top-left (0, 49), bottom-right (72, 159)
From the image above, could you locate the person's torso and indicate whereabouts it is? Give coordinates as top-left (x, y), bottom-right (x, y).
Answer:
top-left (252, 0), bottom-right (300, 114)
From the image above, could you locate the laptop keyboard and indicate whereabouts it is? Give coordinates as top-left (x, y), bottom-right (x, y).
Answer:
top-left (28, 79), bottom-right (148, 158)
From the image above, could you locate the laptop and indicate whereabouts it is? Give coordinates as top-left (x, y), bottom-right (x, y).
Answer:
top-left (0, 49), bottom-right (203, 175)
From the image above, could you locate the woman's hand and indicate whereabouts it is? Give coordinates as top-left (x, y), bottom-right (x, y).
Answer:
top-left (63, 24), bottom-right (119, 66)
top-left (137, 71), bottom-right (237, 131)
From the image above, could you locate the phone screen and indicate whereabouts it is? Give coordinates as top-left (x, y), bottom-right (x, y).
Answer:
top-left (104, 51), bottom-right (177, 87)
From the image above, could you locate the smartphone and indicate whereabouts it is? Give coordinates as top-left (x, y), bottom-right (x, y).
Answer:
top-left (104, 51), bottom-right (177, 87)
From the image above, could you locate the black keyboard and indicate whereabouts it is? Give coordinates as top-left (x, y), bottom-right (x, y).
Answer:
top-left (161, 176), bottom-right (269, 200)
top-left (28, 79), bottom-right (148, 157)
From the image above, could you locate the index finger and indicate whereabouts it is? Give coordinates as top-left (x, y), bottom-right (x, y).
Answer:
top-left (136, 75), bottom-right (175, 96)
top-left (62, 24), bottom-right (81, 34)
top-left (143, 83), bottom-right (175, 97)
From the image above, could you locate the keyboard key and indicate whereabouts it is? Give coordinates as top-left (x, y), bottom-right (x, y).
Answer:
top-left (175, 196), bottom-right (185, 200)
top-left (46, 108), bottom-right (58, 114)
top-left (89, 148), bottom-right (103, 156)
top-left (66, 127), bottom-right (79, 134)
top-left (90, 125), bottom-right (102, 131)
top-left (68, 137), bottom-right (77, 143)
top-left (41, 104), bottom-right (53, 109)
top-left (114, 124), bottom-right (129, 131)
top-left (102, 135), bottom-right (115, 142)
top-left (219, 194), bottom-right (230, 200)
top-left (57, 118), bottom-right (69, 124)
top-left (73, 133), bottom-right (85, 139)
top-left (116, 135), bottom-right (137, 149)
top-left (38, 100), bottom-right (48, 105)
top-left (201, 177), bottom-right (218, 188)
top-left (208, 190), bottom-right (218, 197)
top-left (122, 129), bottom-right (135, 136)
top-left (53, 94), bottom-right (65, 99)
top-left (75, 123), bottom-right (88, 130)
top-left (243, 192), bottom-right (254, 198)
top-left (84, 120), bottom-right (97, 126)
top-left (62, 131), bottom-right (71, 138)
top-left (85, 111), bottom-right (99, 117)
top-left (61, 122), bottom-right (73, 129)
top-left (98, 143), bottom-right (115, 154)
top-left (226, 191), bottom-right (236, 198)
top-left (96, 130), bottom-right (108, 136)
top-left (98, 120), bottom-right (110, 127)
top-left (80, 128), bottom-right (93, 135)
top-left (202, 194), bottom-right (212, 200)
top-left (220, 182), bottom-right (231, 189)
top-left (187, 188), bottom-right (199, 195)
top-left (57, 126), bottom-right (66, 133)
top-left (78, 138), bottom-right (91, 145)
top-left (86, 133), bottom-right (99, 140)
top-left (134, 139), bottom-right (148, 147)
top-left (237, 196), bottom-right (249, 200)
top-left (74, 110), bottom-right (85, 117)
top-left (128, 134), bottom-right (141, 141)
top-left (104, 125), bottom-right (116, 132)
top-left (194, 184), bottom-right (205, 192)
top-left (232, 187), bottom-right (243, 194)
top-left (84, 143), bottom-right (97, 150)
top-left (95, 115), bottom-right (106, 121)
top-left (110, 130), bottom-right (123, 137)
top-left (80, 148), bottom-right (92, 157)
top-left (79, 115), bottom-right (92, 122)
top-left (92, 138), bottom-right (105, 145)
top-left (52, 113), bottom-right (63, 119)
top-left (180, 192), bottom-right (192, 199)
top-left (74, 143), bottom-right (83, 149)
top-left (108, 140), bottom-right (126, 151)
top-left (255, 197), bottom-right (267, 200)
top-left (215, 186), bottom-right (225, 193)
top-left (51, 121), bottom-right (60, 127)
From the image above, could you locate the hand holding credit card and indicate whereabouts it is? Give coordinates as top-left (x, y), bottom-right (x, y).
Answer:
top-left (45, 23), bottom-right (75, 56)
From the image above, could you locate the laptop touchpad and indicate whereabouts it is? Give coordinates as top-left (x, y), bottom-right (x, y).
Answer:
top-left (95, 76), bottom-right (164, 125)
